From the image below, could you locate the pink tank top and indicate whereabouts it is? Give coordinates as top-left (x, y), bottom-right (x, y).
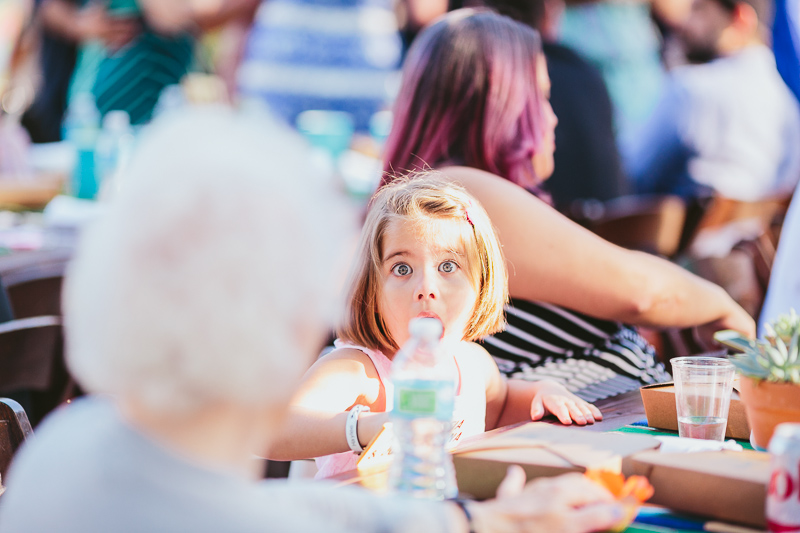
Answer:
top-left (314, 340), bottom-right (486, 479)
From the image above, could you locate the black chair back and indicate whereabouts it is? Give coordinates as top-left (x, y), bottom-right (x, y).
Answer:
top-left (0, 398), bottom-right (33, 486)
top-left (0, 316), bottom-right (77, 427)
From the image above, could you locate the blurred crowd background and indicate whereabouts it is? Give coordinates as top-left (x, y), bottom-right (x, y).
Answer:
top-left (2, 0), bottom-right (798, 200)
top-left (0, 0), bottom-right (799, 339)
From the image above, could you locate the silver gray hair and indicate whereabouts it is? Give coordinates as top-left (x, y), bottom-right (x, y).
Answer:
top-left (63, 106), bottom-right (353, 413)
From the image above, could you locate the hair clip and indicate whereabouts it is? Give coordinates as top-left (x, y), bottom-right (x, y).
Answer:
top-left (464, 201), bottom-right (475, 227)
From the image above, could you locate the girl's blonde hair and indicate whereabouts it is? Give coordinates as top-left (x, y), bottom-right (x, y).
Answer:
top-left (338, 172), bottom-right (508, 354)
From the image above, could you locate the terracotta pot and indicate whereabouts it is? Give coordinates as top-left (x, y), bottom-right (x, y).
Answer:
top-left (738, 376), bottom-right (800, 449)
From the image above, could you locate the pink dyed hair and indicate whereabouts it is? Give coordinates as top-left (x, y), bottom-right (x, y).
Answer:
top-left (382, 9), bottom-right (546, 190)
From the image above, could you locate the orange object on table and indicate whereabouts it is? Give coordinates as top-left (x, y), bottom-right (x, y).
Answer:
top-left (585, 469), bottom-right (654, 532)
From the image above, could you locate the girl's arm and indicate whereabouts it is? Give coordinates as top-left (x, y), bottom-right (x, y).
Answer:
top-left (265, 348), bottom-right (390, 461)
top-left (478, 345), bottom-right (602, 429)
top-left (441, 166), bottom-right (755, 338)
top-left (496, 380), bottom-right (603, 428)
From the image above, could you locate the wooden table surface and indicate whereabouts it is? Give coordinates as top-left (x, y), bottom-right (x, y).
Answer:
top-left (581, 389), bottom-right (647, 431)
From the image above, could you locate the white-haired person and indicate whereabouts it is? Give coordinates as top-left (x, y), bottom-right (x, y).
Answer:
top-left (0, 107), bottom-right (623, 533)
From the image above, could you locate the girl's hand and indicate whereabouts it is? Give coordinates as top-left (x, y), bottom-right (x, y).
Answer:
top-left (530, 381), bottom-right (603, 425)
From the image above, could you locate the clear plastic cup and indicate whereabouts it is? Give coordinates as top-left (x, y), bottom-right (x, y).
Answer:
top-left (296, 110), bottom-right (355, 160)
top-left (671, 357), bottom-right (736, 441)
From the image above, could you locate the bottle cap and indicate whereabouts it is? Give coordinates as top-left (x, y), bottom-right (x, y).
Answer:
top-left (103, 111), bottom-right (131, 133)
top-left (68, 93), bottom-right (100, 125)
top-left (408, 317), bottom-right (443, 341)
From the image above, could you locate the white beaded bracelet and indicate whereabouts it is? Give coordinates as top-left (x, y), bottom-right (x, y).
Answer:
top-left (346, 405), bottom-right (371, 453)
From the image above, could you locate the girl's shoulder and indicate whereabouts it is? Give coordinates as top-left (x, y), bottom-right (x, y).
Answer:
top-left (312, 344), bottom-right (387, 381)
top-left (318, 345), bottom-right (375, 366)
top-left (453, 341), bottom-right (500, 396)
top-left (456, 340), bottom-right (492, 355)
top-left (454, 341), bottom-right (496, 370)
top-left (294, 345), bottom-right (388, 412)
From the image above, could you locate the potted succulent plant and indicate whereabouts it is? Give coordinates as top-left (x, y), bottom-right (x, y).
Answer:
top-left (714, 310), bottom-right (800, 449)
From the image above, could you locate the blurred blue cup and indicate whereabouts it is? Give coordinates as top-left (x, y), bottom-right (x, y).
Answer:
top-left (296, 110), bottom-right (355, 160)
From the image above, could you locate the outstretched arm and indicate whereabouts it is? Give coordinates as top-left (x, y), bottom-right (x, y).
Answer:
top-left (273, 466), bottom-right (621, 533)
top-left (497, 379), bottom-right (603, 428)
top-left (265, 348), bottom-right (390, 461)
top-left (441, 166), bottom-right (755, 339)
top-left (480, 345), bottom-right (601, 429)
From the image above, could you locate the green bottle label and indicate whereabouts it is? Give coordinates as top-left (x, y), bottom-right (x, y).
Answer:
top-left (397, 388), bottom-right (437, 415)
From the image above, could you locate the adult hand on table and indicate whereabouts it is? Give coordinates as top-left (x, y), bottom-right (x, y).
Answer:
top-left (693, 304), bottom-right (756, 351)
top-left (465, 466), bottom-right (623, 533)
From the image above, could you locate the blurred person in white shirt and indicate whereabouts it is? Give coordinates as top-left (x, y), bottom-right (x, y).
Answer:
top-left (624, 0), bottom-right (800, 202)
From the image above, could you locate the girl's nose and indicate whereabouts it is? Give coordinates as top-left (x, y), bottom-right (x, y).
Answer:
top-left (416, 271), bottom-right (438, 300)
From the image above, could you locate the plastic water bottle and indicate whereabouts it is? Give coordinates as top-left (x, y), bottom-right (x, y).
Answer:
top-left (95, 110), bottom-right (134, 190)
top-left (152, 84), bottom-right (186, 120)
top-left (63, 93), bottom-right (100, 199)
top-left (368, 110), bottom-right (392, 150)
top-left (389, 317), bottom-right (458, 500)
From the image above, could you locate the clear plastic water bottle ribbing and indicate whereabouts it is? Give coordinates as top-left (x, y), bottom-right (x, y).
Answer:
top-left (389, 317), bottom-right (458, 500)
top-left (95, 110), bottom-right (135, 198)
top-left (63, 93), bottom-right (101, 199)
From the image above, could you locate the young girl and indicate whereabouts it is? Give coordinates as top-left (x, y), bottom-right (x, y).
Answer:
top-left (267, 174), bottom-right (603, 478)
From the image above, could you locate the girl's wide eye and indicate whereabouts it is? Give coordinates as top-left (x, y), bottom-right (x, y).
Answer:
top-left (392, 263), bottom-right (412, 276)
top-left (439, 261), bottom-right (457, 273)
